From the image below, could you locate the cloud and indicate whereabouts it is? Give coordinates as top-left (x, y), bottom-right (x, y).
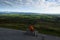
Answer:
top-left (0, 0), bottom-right (60, 13)
top-left (4, 1), bottom-right (13, 6)
top-left (30, 0), bottom-right (60, 13)
top-left (41, 7), bottom-right (60, 13)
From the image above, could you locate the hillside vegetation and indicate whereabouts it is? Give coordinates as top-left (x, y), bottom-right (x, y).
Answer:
top-left (0, 13), bottom-right (60, 36)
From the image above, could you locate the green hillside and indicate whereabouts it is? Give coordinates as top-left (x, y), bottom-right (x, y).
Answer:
top-left (0, 13), bottom-right (60, 36)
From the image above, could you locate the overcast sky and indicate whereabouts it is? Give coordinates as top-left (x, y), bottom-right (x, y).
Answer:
top-left (0, 0), bottom-right (60, 14)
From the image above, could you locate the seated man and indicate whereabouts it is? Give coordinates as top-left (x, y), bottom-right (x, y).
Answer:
top-left (28, 25), bottom-right (35, 34)
top-left (25, 25), bottom-right (38, 37)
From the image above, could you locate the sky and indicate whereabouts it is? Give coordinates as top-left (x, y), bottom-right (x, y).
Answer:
top-left (0, 0), bottom-right (60, 14)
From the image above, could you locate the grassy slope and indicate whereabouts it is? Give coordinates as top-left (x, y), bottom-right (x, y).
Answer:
top-left (0, 14), bottom-right (60, 36)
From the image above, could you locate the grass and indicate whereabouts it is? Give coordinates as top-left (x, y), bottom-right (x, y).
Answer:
top-left (0, 23), bottom-right (60, 37)
top-left (0, 14), bottom-right (60, 37)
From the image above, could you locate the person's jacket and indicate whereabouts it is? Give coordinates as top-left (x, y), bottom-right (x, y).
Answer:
top-left (29, 25), bottom-right (34, 32)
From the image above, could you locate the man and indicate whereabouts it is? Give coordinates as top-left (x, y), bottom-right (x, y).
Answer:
top-left (24, 24), bottom-right (38, 37)
top-left (28, 25), bottom-right (38, 37)
top-left (28, 25), bottom-right (36, 36)
top-left (28, 25), bottom-right (35, 33)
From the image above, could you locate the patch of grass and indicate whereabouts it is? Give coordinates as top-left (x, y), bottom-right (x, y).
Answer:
top-left (38, 27), bottom-right (60, 37)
